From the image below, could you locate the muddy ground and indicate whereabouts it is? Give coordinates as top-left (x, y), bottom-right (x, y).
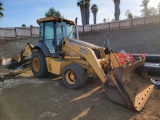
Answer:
top-left (0, 38), bottom-right (160, 120)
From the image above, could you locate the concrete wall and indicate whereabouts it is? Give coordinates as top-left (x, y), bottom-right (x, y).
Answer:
top-left (79, 24), bottom-right (160, 54)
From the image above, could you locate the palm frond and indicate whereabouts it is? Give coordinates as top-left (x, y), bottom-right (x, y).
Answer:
top-left (0, 7), bottom-right (4, 10)
top-left (84, 0), bottom-right (90, 4)
top-left (91, 4), bottom-right (98, 13)
top-left (77, 0), bottom-right (85, 7)
top-left (0, 12), bottom-right (3, 17)
top-left (0, 2), bottom-right (3, 6)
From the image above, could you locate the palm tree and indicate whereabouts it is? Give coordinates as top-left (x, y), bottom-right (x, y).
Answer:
top-left (113, 0), bottom-right (120, 21)
top-left (77, 0), bottom-right (90, 25)
top-left (45, 7), bottom-right (63, 18)
top-left (77, 0), bottom-right (86, 25)
top-left (0, 2), bottom-right (4, 17)
top-left (91, 4), bottom-right (98, 24)
top-left (84, 0), bottom-right (90, 25)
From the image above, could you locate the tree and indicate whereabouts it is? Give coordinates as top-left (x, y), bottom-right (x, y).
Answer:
top-left (148, 7), bottom-right (158, 15)
top-left (141, 0), bottom-right (158, 16)
top-left (103, 18), bottom-right (107, 23)
top-left (103, 18), bottom-right (110, 23)
top-left (133, 15), bottom-right (139, 18)
top-left (84, 0), bottom-right (90, 25)
top-left (113, 0), bottom-right (120, 21)
top-left (91, 4), bottom-right (98, 24)
top-left (77, 0), bottom-right (90, 25)
top-left (22, 24), bottom-right (26, 28)
top-left (140, 0), bottom-right (150, 16)
top-left (30, 25), bottom-right (33, 28)
top-left (111, 18), bottom-right (115, 22)
top-left (125, 10), bottom-right (133, 19)
top-left (141, 0), bottom-right (160, 17)
top-left (0, 2), bottom-right (4, 17)
top-left (128, 13), bottom-right (133, 19)
top-left (77, 0), bottom-right (86, 25)
top-left (45, 7), bottom-right (63, 18)
top-left (158, 2), bottom-right (160, 14)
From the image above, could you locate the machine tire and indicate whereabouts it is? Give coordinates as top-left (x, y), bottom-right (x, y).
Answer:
top-left (31, 50), bottom-right (49, 78)
top-left (145, 55), bottom-right (160, 63)
top-left (133, 54), bottom-right (160, 63)
top-left (62, 64), bottom-right (86, 89)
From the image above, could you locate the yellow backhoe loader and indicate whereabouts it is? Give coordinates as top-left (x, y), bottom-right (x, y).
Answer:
top-left (0, 17), bottom-right (154, 111)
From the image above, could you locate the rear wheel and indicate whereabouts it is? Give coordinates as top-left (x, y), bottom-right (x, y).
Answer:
top-left (62, 64), bottom-right (86, 89)
top-left (31, 50), bottom-right (49, 78)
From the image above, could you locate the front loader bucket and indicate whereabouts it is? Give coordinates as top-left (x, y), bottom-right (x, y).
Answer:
top-left (104, 60), bottom-right (154, 111)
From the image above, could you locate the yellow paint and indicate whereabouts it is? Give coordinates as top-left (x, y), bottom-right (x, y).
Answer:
top-left (72, 108), bottom-right (91, 120)
top-left (64, 56), bottom-right (81, 60)
top-left (4, 67), bottom-right (31, 77)
top-left (70, 86), bottom-right (102, 102)
top-left (46, 57), bottom-right (52, 72)
top-left (32, 58), bottom-right (40, 72)
top-left (37, 17), bottom-right (75, 25)
top-left (50, 59), bottom-right (71, 75)
top-left (64, 39), bottom-right (107, 83)
top-left (22, 43), bottom-right (33, 58)
top-left (65, 70), bottom-right (76, 85)
top-left (52, 76), bottom-right (62, 81)
top-left (109, 52), bottom-right (121, 68)
top-left (12, 43), bottom-right (33, 62)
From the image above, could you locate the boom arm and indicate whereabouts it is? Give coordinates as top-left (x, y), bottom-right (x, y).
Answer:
top-left (63, 40), bottom-right (111, 83)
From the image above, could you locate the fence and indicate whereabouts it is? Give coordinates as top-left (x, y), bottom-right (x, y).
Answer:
top-left (74, 15), bottom-right (160, 33)
top-left (0, 27), bottom-right (39, 39)
top-left (0, 15), bottom-right (160, 38)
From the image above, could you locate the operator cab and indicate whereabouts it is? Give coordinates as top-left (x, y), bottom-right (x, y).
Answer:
top-left (37, 17), bottom-right (75, 56)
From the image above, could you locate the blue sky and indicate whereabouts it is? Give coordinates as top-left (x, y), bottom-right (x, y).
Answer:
top-left (0, 0), bottom-right (159, 27)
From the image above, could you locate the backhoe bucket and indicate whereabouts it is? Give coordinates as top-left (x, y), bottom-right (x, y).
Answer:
top-left (104, 60), bottom-right (154, 111)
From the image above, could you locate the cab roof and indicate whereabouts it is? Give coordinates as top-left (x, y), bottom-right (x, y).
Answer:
top-left (37, 17), bottom-right (75, 25)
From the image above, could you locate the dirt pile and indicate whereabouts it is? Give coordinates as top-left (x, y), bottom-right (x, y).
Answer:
top-left (0, 38), bottom-right (38, 58)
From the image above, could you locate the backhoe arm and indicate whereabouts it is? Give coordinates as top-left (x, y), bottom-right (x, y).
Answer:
top-left (0, 43), bottom-right (34, 82)
top-left (13, 43), bottom-right (34, 62)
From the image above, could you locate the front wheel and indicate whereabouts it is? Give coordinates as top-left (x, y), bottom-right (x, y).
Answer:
top-left (62, 64), bottom-right (87, 89)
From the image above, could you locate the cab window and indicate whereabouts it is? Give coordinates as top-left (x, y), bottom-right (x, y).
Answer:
top-left (44, 22), bottom-right (54, 40)
top-left (44, 22), bottom-right (55, 53)
top-left (39, 23), bottom-right (43, 40)
top-left (56, 22), bottom-right (74, 45)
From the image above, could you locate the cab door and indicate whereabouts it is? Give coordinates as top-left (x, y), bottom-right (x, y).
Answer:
top-left (43, 21), bottom-right (55, 54)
